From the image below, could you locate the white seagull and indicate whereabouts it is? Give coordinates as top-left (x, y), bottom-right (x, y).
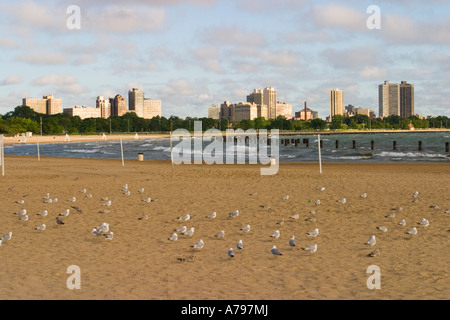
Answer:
top-left (68, 197), bottom-right (76, 202)
top-left (240, 224), bottom-right (251, 232)
top-left (138, 188), bottom-right (145, 193)
top-left (92, 228), bottom-right (103, 236)
top-left (15, 200), bottom-right (25, 204)
top-left (228, 248), bottom-right (235, 258)
top-left (178, 214), bottom-right (190, 221)
top-left (15, 209), bottom-right (27, 216)
top-left (303, 244), bottom-right (317, 253)
top-left (104, 232), bottom-right (114, 240)
top-left (192, 239), bottom-right (204, 249)
top-left (176, 226), bottom-right (187, 233)
top-left (289, 235), bottom-right (296, 247)
top-left (229, 210), bottom-right (239, 218)
top-left (407, 227), bottom-right (418, 235)
top-left (20, 215), bottom-right (29, 221)
top-left (360, 193), bottom-right (367, 198)
top-left (183, 227), bottom-right (195, 237)
top-left (377, 226), bottom-right (388, 232)
top-left (398, 219), bottom-right (406, 226)
top-left (283, 195), bottom-right (290, 200)
top-left (38, 210), bottom-right (48, 217)
top-left (97, 222), bottom-right (109, 233)
top-left (168, 233), bottom-right (178, 241)
top-left (419, 218), bottom-right (429, 227)
top-left (412, 191), bottom-right (419, 198)
top-left (1, 232), bottom-right (13, 242)
top-left (366, 235), bottom-right (376, 246)
top-left (59, 209), bottom-right (70, 217)
top-left (271, 230), bottom-right (281, 239)
top-left (337, 198), bottom-right (347, 204)
top-left (103, 200), bottom-right (112, 207)
top-left (307, 228), bottom-right (319, 237)
top-left (236, 239), bottom-right (243, 250)
top-left (207, 212), bottom-right (216, 219)
top-left (215, 230), bottom-right (225, 239)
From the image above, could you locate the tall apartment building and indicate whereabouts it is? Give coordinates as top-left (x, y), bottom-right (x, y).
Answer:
top-left (144, 98), bottom-right (162, 119)
top-left (219, 101), bottom-right (267, 122)
top-left (128, 88), bottom-right (145, 117)
top-left (23, 95), bottom-right (62, 115)
top-left (275, 102), bottom-right (292, 120)
top-left (246, 87), bottom-right (277, 119)
top-left (96, 96), bottom-right (111, 119)
top-left (63, 106), bottom-right (101, 119)
top-left (379, 81), bottom-right (414, 117)
top-left (208, 105), bottom-right (220, 119)
top-left (330, 89), bottom-right (344, 118)
top-left (110, 94), bottom-right (128, 117)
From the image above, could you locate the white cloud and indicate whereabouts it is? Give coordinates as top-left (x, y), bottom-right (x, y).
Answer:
top-left (1, 75), bottom-right (23, 86)
top-left (201, 26), bottom-right (267, 47)
top-left (311, 4), bottom-right (367, 32)
top-left (17, 52), bottom-right (67, 65)
top-left (31, 74), bottom-right (86, 95)
top-left (0, 37), bottom-right (20, 49)
top-left (360, 66), bottom-right (388, 79)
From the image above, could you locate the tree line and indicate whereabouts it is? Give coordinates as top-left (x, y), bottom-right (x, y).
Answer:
top-left (0, 105), bottom-right (449, 136)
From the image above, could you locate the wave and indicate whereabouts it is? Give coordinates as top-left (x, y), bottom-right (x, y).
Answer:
top-left (377, 151), bottom-right (447, 159)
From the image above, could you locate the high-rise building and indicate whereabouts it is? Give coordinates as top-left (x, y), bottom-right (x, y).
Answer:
top-left (247, 89), bottom-right (263, 106)
top-left (143, 98), bottom-right (162, 119)
top-left (128, 88), bottom-right (145, 117)
top-left (23, 95), bottom-right (62, 115)
top-left (96, 96), bottom-right (111, 119)
top-left (399, 81), bottom-right (414, 118)
top-left (330, 89), bottom-right (343, 118)
top-left (263, 87), bottom-right (277, 119)
top-left (63, 106), bottom-right (101, 119)
top-left (208, 105), bottom-right (220, 119)
top-left (275, 102), bottom-right (292, 119)
top-left (379, 81), bottom-right (414, 117)
top-left (110, 94), bottom-right (128, 117)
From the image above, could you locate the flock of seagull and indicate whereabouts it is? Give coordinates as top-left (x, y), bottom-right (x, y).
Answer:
top-left (2, 182), bottom-right (449, 265)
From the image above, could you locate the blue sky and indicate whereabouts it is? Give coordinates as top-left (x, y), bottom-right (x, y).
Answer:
top-left (0, 0), bottom-right (449, 118)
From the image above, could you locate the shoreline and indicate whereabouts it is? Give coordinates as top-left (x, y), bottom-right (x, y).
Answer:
top-left (2, 129), bottom-right (449, 146)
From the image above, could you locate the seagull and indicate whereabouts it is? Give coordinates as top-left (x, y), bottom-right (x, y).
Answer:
top-left (283, 195), bottom-right (290, 200)
top-left (15, 200), bottom-right (25, 204)
top-left (270, 245), bottom-right (282, 256)
top-left (240, 224), bottom-right (251, 232)
top-left (337, 198), bottom-right (346, 204)
top-left (71, 206), bottom-right (82, 213)
top-left (315, 200), bottom-right (321, 205)
top-left (86, 194), bottom-right (93, 198)
top-left (290, 214), bottom-right (300, 220)
top-left (398, 219), bottom-right (406, 226)
top-left (1, 232), bottom-right (12, 241)
top-left (305, 216), bottom-right (316, 222)
top-left (303, 244), bottom-right (317, 253)
top-left (15, 209), bottom-right (27, 216)
top-left (412, 191), bottom-right (419, 198)
top-left (104, 232), bottom-right (114, 240)
top-left (52, 198), bottom-right (58, 203)
top-left (43, 193), bottom-right (50, 199)
top-left (271, 230), bottom-right (280, 239)
top-left (307, 228), bottom-right (319, 237)
top-left (366, 235), bottom-right (376, 246)
top-left (103, 200), bottom-right (112, 207)
top-left (392, 206), bottom-right (403, 212)
top-left (143, 197), bottom-right (152, 203)
top-left (97, 222), bottom-right (109, 233)
top-left (419, 218), bottom-right (429, 227)
top-left (360, 193), bottom-right (367, 198)
top-left (215, 230), bottom-right (225, 239)
top-left (44, 199), bottom-right (53, 204)
top-left (310, 210), bottom-right (316, 215)
top-left (168, 233), bottom-right (178, 241)
top-left (101, 197), bottom-right (109, 201)
top-left (124, 191), bottom-right (131, 196)
top-left (38, 210), bottom-right (48, 217)
top-left (236, 239), bottom-right (243, 250)
top-left (68, 197), bottom-right (76, 202)
top-left (207, 212), bottom-right (216, 219)
top-left (429, 205), bottom-right (440, 210)
top-left (318, 187), bottom-right (326, 191)
top-left (276, 219), bottom-right (285, 226)
top-left (377, 226), bottom-right (388, 232)
top-left (176, 226), bottom-right (187, 233)
top-left (122, 184), bottom-right (128, 192)
top-left (92, 228), bottom-right (103, 236)
top-left (445, 209), bottom-right (450, 215)
top-left (192, 239), bottom-right (204, 249)
top-left (228, 248), bottom-right (235, 258)
top-left (99, 209), bottom-right (110, 214)
top-left (386, 212), bottom-right (396, 219)
top-left (183, 227), bottom-right (195, 237)
top-left (20, 215), bottom-right (29, 221)
top-left (407, 227), bottom-right (418, 235)
top-left (138, 215), bottom-right (149, 220)
top-left (229, 210), bottom-right (239, 218)
top-left (289, 235), bottom-right (296, 247)
top-left (138, 188), bottom-right (145, 193)
top-left (80, 189), bottom-right (87, 193)
top-left (56, 217), bottom-right (65, 225)
top-left (368, 248), bottom-right (381, 257)
top-left (178, 214), bottom-right (190, 221)
top-left (59, 209), bottom-right (70, 217)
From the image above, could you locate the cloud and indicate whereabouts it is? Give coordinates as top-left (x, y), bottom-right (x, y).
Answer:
top-left (311, 4), bottom-right (367, 32)
top-left (0, 37), bottom-right (20, 49)
top-left (360, 66), bottom-right (388, 79)
top-left (16, 52), bottom-right (67, 65)
top-left (201, 26), bottom-right (267, 47)
top-left (1, 75), bottom-right (23, 86)
top-left (31, 74), bottom-right (86, 94)
top-left (192, 46), bottom-right (225, 73)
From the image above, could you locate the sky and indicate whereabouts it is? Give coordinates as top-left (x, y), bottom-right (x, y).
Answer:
top-left (0, 0), bottom-right (449, 119)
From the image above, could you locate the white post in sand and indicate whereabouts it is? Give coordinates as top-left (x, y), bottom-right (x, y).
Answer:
top-left (134, 133), bottom-right (139, 140)
top-left (37, 137), bottom-right (40, 161)
top-left (65, 133), bottom-right (70, 142)
top-left (120, 136), bottom-right (124, 167)
top-left (318, 134), bottom-right (322, 174)
top-left (170, 131), bottom-right (174, 173)
top-left (1, 135), bottom-right (4, 176)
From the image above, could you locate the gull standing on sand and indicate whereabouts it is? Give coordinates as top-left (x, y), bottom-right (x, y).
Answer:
top-left (176, 226), bottom-right (187, 233)
top-left (168, 233), bottom-right (178, 241)
top-left (80, 189), bottom-right (87, 194)
top-left (407, 227), bottom-right (418, 235)
top-left (419, 218), bottom-right (429, 227)
top-left (337, 198), bottom-right (347, 204)
top-left (303, 244), bottom-right (317, 253)
top-left (215, 230), bottom-right (225, 239)
top-left (56, 217), bottom-right (65, 225)
top-left (20, 215), bottom-right (29, 221)
top-left (97, 222), bottom-right (109, 233)
top-left (15, 209), bottom-right (27, 216)
top-left (289, 235), bottom-right (296, 247)
top-left (413, 191), bottom-right (419, 198)
top-left (104, 232), bottom-right (114, 240)
top-left (38, 210), bottom-right (48, 217)
top-left (207, 212), bottom-right (216, 219)
top-left (241, 224), bottom-right (251, 232)
top-left (59, 209), bottom-right (70, 217)
top-left (178, 214), bottom-right (190, 221)
top-left (183, 227), bottom-right (195, 237)
top-left (360, 193), bottom-right (367, 198)
top-left (236, 240), bottom-right (243, 250)
top-left (138, 188), bottom-right (145, 193)
top-left (143, 197), bottom-right (152, 203)
top-left (92, 228), bottom-right (103, 236)
top-left (318, 187), bottom-right (326, 191)
top-left (229, 210), bottom-right (239, 218)
top-left (43, 193), bottom-right (50, 200)
top-left (366, 235), bottom-right (376, 246)
top-left (270, 245), bottom-right (282, 256)
top-left (377, 226), bottom-right (388, 232)
top-left (228, 248), bottom-right (235, 258)
top-left (283, 195), bottom-right (290, 200)
top-left (15, 200), bottom-right (25, 204)
top-left (1, 232), bottom-right (12, 242)
top-left (315, 200), bottom-right (321, 205)
top-left (68, 197), bottom-right (76, 202)
top-left (103, 200), bottom-right (112, 207)
top-left (271, 230), bottom-right (281, 239)
top-left (399, 219), bottom-right (406, 226)
top-left (307, 228), bottom-right (319, 237)
top-left (192, 239), bottom-right (204, 249)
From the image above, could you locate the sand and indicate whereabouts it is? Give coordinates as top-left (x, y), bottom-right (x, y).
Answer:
top-left (0, 156), bottom-right (449, 300)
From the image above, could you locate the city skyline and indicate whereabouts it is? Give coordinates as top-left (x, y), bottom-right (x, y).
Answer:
top-left (0, 1), bottom-right (449, 118)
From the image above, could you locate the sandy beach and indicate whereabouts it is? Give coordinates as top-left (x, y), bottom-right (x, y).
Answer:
top-left (0, 156), bottom-right (448, 300)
